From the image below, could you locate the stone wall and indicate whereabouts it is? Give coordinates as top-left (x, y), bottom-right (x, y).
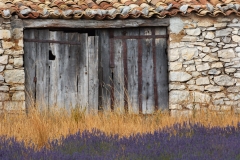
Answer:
top-left (168, 15), bottom-right (240, 116)
top-left (0, 17), bottom-right (25, 113)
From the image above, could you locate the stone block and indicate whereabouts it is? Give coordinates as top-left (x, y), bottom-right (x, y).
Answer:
top-left (212, 93), bottom-right (225, 100)
top-left (10, 85), bottom-right (24, 91)
top-left (169, 72), bottom-right (192, 82)
top-left (12, 91), bottom-right (25, 100)
top-left (202, 55), bottom-right (218, 62)
top-left (169, 104), bottom-right (182, 110)
top-left (169, 90), bottom-right (190, 104)
top-left (169, 62), bottom-right (182, 71)
top-left (218, 49), bottom-right (235, 58)
top-left (196, 63), bottom-right (210, 71)
top-left (0, 30), bottom-right (11, 39)
top-left (181, 48), bottom-right (198, 60)
top-left (2, 41), bottom-right (14, 49)
top-left (211, 62), bottom-right (223, 68)
top-left (0, 86), bottom-right (9, 91)
top-left (4, 101), bottom-right (25, 111)
top-left (191, 91), bottom-right (211, 103)
top-left (208, 69), bottom-right (221, 75)
top-left (169, 48), bottom-right (179, 61)
top-left (205, 32), bottom-right (215, 39)
top-left (185, 28), bottom-right (201, 36)
top-left (227, 86), bottom-right (240, 93)
top-left (0, 55), bottom-right (8, 64)
top-left (205, 85), bottom-right (224, 92)
top-left (215, 28), bottom-right (232, 37)
top-left (232, 35), bottom-right (240, 43)
top-left (196, 77), bottom-right (210, 85)
top-left (13, 57), bottom-right (23, 68)
top-left (214, 75), bottom-right (235, 86)
top-left (4, 70), bottom-right (24, 84)
top-left (198, 21), bottom-right (213, 27)
top-left (188, 85), bottom-right (204, 91)
top-left (0, 92), bottom-right (9, 101)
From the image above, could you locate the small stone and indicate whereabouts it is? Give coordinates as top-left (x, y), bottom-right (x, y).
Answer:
top-left (206, 27), bottom-right (216, 31)
top-left (211, 62), bottom-right (223, 68)
top-left (186, 28), bottom-right (201, 36)
top-left (0, 66), bottom-right (4, 72)
top-left (232, 35), bottom-right (240, 43)
top-left (211, 48), bottom-right (219, 52)
top-left (227, 86), bottom-right (240, 93)
top-left (196, 63), bottom-right (210, 71)
top-left (214, 75), bottom-right (235, 86)
top-left (14, 57), bottom-right (23, 68)
top-left (192, 71), bottom-right (200, 77)
top-left (212, 93), bottom-right (225, 99)
top-left (169, 72), bottom-right (192, 82)
top-left (186, 65), bottom-right (196, 71)
top-left (232, 18), bottom-right (239, 23)
top-left (192, 91), bottom-right (211, 103)
top-left (205, 85), bottom-right (223, 92)
top-left (225, 68), bottom-right (236, 73)
top-left (0, 30), bottom-right (11, 39)
top-left (235, 47), bottom-right (240, 53)
top-left (186, 104), bottom-right (194, 110)
top-left (169, 104), bottom-right (182, 110)
top-left (169, 48), bottom-right (179, 61)
top-left (192, 42), bottom-right (206, 46)
top-left (213, 38), bottom-right (220, 42)
top-left (183, 60), bottom-right (194, 65)
top-left (169, 90), bottom-right (190, 104)
top-left (198, 21), bottom-right (213, 27)
top-left (220, 58), bottom-right (230, 62)
top-left (4, 70), bottom-right (24, 84)
top-left (205, 32), bottom-right (215, 39)
top-left (214, 23), bottom-right (227, 28)
top-left (6, 64), bottom-right (13, 70)
top-left (12, 28), bottom-right (23, 39)
top-left (234, 73), bottom-right (240, 78)
top-left (186, 79), bottom-right (195, 85)
top-left (0, 93), bottom-right (9, 101)
top-left (207, 42), bottom-right (217, 47)
top-left (222, 36), bottom-right (231, 43)
top-left (215, 28), bottom-right (232, 37)
top-left (202, 55), bottom-right (218, 62)
top-left (0, 86), bottom-right (9, 91)
top-left (199, 53), bottom-right (206, 58)
top-left (182, 35), bottom-right (197, 42)
top-left (233, 28), bottom-right (239, 35)
top-left (218, 49), bottom-right (235, 58)
top-left (202, 47), bottom-right (210, 53)
top-left (169, 84), bottom-right (186, 90)
top-left (12, 91), bottom-right (25, 100)
top-left (0, 55), bottom-right (8, 65)
top-left (10, 85), bottom-right (24, 91)
top-left (194, 59), bottom-right (202, 65)
top-left (208, 69), bottom-right (221, 75)
top-left (181, 48), bottom-right (198, 60)
top-left (4, 101), bottom-right (25, 111)
top-left (196, 77), bottom-right (210, 85)
top-left (213, 99), bottom-right (224, 105)
top-left (223, 44), bottom-right (238, 49)
top-left (188, 85), bottom-right (204, 91)
top-left (2, 41), bottom-right (14, 49)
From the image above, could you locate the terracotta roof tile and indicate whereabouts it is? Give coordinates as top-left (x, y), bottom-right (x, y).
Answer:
top-left (0, 0), bottom-right (240, 19)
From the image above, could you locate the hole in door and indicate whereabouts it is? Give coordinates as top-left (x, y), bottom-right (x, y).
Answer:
top-left (49, 50), bottom-right (55, 60)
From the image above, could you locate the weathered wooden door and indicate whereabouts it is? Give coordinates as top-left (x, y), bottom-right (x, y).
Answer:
top-left (97, 27), bottom-right (168, 114)
top-left (24, 29), bottom-right (99, 114)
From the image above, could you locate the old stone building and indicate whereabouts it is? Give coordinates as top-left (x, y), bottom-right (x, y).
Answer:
top-left (0, 0), bottom-right (240, 114)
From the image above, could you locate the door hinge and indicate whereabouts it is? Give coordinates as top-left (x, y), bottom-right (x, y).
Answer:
top-left (33, 77), bottom-right (37, 83)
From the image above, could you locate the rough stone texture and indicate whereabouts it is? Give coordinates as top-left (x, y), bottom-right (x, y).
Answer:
top-left (0, 55), bottom-right (8, 65)
top-left (169, 16), bottom-right (240, 113)
top-left (12, 91), bottom-right (25, 100)
top-left (169, 48), bottom-right (179, 61)
top-left (4, 70), bottom-right (24, 84)
top-left (169, 72), bottom-right (192, 82)
top-left (169, 62), bottom-right (182, 71)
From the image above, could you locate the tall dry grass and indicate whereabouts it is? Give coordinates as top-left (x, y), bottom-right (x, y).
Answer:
top-left (0, 105), bottom-right (240, 149)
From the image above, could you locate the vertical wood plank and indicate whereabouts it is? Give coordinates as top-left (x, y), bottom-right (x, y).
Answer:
top-left (113, 29), bottom-right (124, 113)
top-left (140, 28), bottom-right (155, 114)
top-left (35, 29), bottom-right (49, 110)
top-left (155, 28), bottom-right (168, 110)
top-left (48, 31), bottom-right (60, 108)
top-left (78, 33), bottom-right (89, 112)
top-left (64, 33), bottom-right (79, 110)
top-left (24, 29), bottom-right (38, 111)
top-left (88, 36), bottom-right (99, 114)
top-left (97, 30), bottom-right (111, 112)
top-left (126, 28), bottom-right (139, 114)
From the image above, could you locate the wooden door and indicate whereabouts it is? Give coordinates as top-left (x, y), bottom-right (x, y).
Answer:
top-left (97, 27), bottom-right (168, 114)
top-left (24, 29), bottom-right (99, 114)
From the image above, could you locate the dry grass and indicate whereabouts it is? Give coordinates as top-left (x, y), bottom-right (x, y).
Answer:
top-left (0, 105), bottom-right (240, 149)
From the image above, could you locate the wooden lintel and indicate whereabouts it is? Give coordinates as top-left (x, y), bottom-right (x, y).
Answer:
top-left (23, 19), bottom-right (169, 29)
